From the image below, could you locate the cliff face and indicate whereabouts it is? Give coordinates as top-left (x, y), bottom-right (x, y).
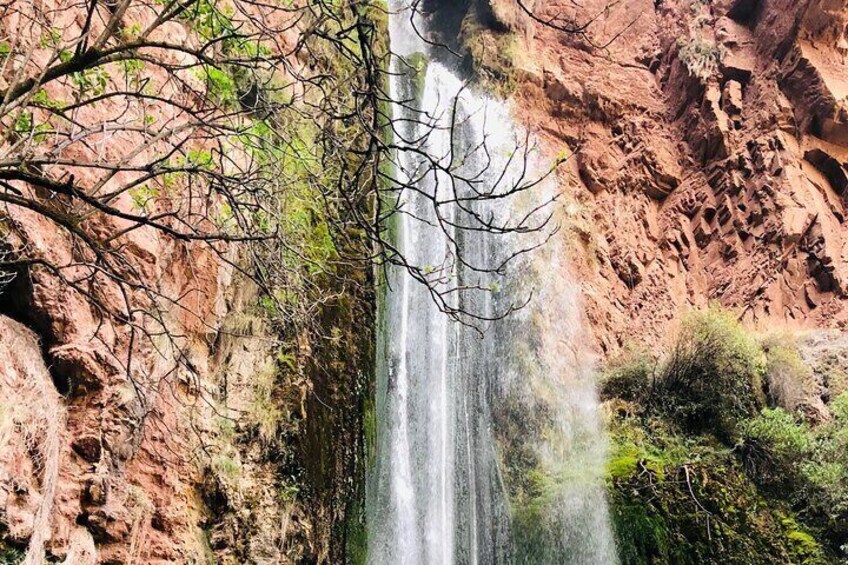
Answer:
top-left (0, 1), bottom-right (375, 562)
top-left (460, 0), bottom-right (848, 352)
top-left (1, 0), bottom-right (846, 561)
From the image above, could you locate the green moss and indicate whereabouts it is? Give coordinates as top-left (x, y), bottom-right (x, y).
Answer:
top-left (782, 518), bottom-right (826, 564)
top-left (610, 496), bottom-right (672, 565)
top-left (459, 6), bottom-right (519, 94)
top-left (0, 546), bottom-right (23, 565)
top-left (602, 308), bottom-right (843, 563)
top-left (196, 526), bottom-right (218, 565)
top-left (606, 416), bottom-right (822, 564)
top-left (403, 51), bottom-right (429, 102)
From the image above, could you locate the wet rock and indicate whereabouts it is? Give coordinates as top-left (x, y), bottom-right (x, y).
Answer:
top-left (696, 83), bottom-right (732, 161)
top-left (484, 0), bottom-right (529, 32)
top-left (84, 508), bottom-right (130, 544)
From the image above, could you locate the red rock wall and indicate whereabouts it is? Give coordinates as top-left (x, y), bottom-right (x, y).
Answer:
top-left (0, 1), bottom-right (312, 562)
top-left (496, 0), bottom-right (848, 352)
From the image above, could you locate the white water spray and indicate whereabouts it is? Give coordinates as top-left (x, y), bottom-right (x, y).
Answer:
top-left (367, 2), bottom-right (618, 563)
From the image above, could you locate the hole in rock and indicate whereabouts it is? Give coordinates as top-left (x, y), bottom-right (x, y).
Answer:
top-left (0, 265), bottom-right (70, 395)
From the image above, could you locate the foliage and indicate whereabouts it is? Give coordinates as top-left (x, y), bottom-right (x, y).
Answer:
top-left (653, 308), bottom-right (765, 439)
top-left (601, 308), bottom-right (845, 563)
top-left (677, 37), bottom-right (724, 80)
top-left (0, 546), bottom-right (23, 565)
top-left (738, 387), bottom-right (848, 547)
top-left (247, 359), bottom-right (285, 445)
top-left (211, 454), bottom-right (241, 483)
top-left (743, 408), bottom-right (810, 461)
top-left (739, 408), bottom-right (809, 489)
top-left (764, 339), bottom-right (814, 411)
top-left (830, 391), bottom-right (848, 420)
top-left (606, 415), bottom-right (828, 565)
top-left (599, 349), bottom-right (653, 404)
top-left (605, 309), bottom-right (765, 439)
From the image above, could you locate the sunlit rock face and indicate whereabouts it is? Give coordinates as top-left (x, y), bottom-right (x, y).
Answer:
top-left (433, 0), bottom-right (848, 353)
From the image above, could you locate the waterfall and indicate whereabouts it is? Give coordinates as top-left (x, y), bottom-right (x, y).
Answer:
top-left (366, 2), bottom-right (618, 563)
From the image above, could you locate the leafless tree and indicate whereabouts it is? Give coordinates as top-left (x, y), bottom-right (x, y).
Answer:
top-left (0, 0), bottom-right (559, 384)
top-left (0, 0), bottom-right (570, 559)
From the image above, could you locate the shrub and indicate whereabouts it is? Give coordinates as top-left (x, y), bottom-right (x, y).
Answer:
top-left (599, 349), bottom-right (654, 404)
top-left (798, 411), bottom-right (848, 539)
top-left (761, 336), bottom-right (815, 414)
top-left (742, 408), bottom-right (809, 457)
top-left (739, 402), bottom-right (848, 548)
top-left (654, 308), bottom-right (765, 439)
top-left (739, 408), bottom-right (809, 489)
top-left (830, 391), bottom-right (848, 421)
top-left (0, 547), bottom-right (23, 565)
top-left (601, 310), bottom-right (848, 560)
top-left (677, 37), bottom-right (723, 80)
top-left (605, 419), bottom-right (823, 565)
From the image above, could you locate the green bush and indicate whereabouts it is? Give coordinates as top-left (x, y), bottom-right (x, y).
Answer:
top-left (761, 336), bottom-right (815, 414)
top-left (600, 308), bottom-right (844, 562)
top-left (829, 391), bottom-right (848, 420)
top-left (742, 408), bottom-right (809, 457)
top-left (798, 413), bottom-right (848, 544)
top-left (735, 402), bottom-right (848, 551)
top-left (599, 349), bottom-right (653, 404)
top-left (739, 408), bottom-right (809, 489)
top-left (606, 416), bottom-right (825, 565)
top-left (653, 308), bottom-right (765, 439)
top-left (601, 308), bottom-right (766, 440)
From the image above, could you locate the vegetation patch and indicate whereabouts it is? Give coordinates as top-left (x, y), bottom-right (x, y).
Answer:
top-left (459, 5), bottom-right (519, 94)
top-left (677, 37), bottom-right (724, 81)
top-left (0, 545), bottom-right (23, 565)
top-left (602, 308), bottom-right (845, 563)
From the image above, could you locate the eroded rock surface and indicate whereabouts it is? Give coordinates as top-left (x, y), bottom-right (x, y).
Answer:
top-left (483, 0), bottom-right (848, 352)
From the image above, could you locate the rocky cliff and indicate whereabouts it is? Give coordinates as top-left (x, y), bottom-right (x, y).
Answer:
top-left (1, 0), bottom-right (847, 562)
top-left (0, 0), bottom-right (376, 562)
top-left (450, 0), bottom-right (848, 353)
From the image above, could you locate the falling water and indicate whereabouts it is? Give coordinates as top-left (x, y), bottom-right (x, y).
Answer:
top-left (366, 2), bottom-right (618, 563)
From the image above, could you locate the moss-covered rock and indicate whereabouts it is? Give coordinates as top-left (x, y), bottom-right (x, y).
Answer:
top-left (606, 414), bottom-right (828, 565)
top-left (602, 309), bottom-right (846, 564)
top-left (458, 3), bottom-right (519, 93)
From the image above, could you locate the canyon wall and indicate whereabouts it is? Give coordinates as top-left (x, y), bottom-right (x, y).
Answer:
top-left (455, 0), bottom-right (848, 353)
top-left (1, 0), bottom-right (846, 562)
top-left (0, 1), bottom-right (375, 563)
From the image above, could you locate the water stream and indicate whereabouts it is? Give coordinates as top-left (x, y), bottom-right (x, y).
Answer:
top-left (366, 2), bottom-right (618, 563)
